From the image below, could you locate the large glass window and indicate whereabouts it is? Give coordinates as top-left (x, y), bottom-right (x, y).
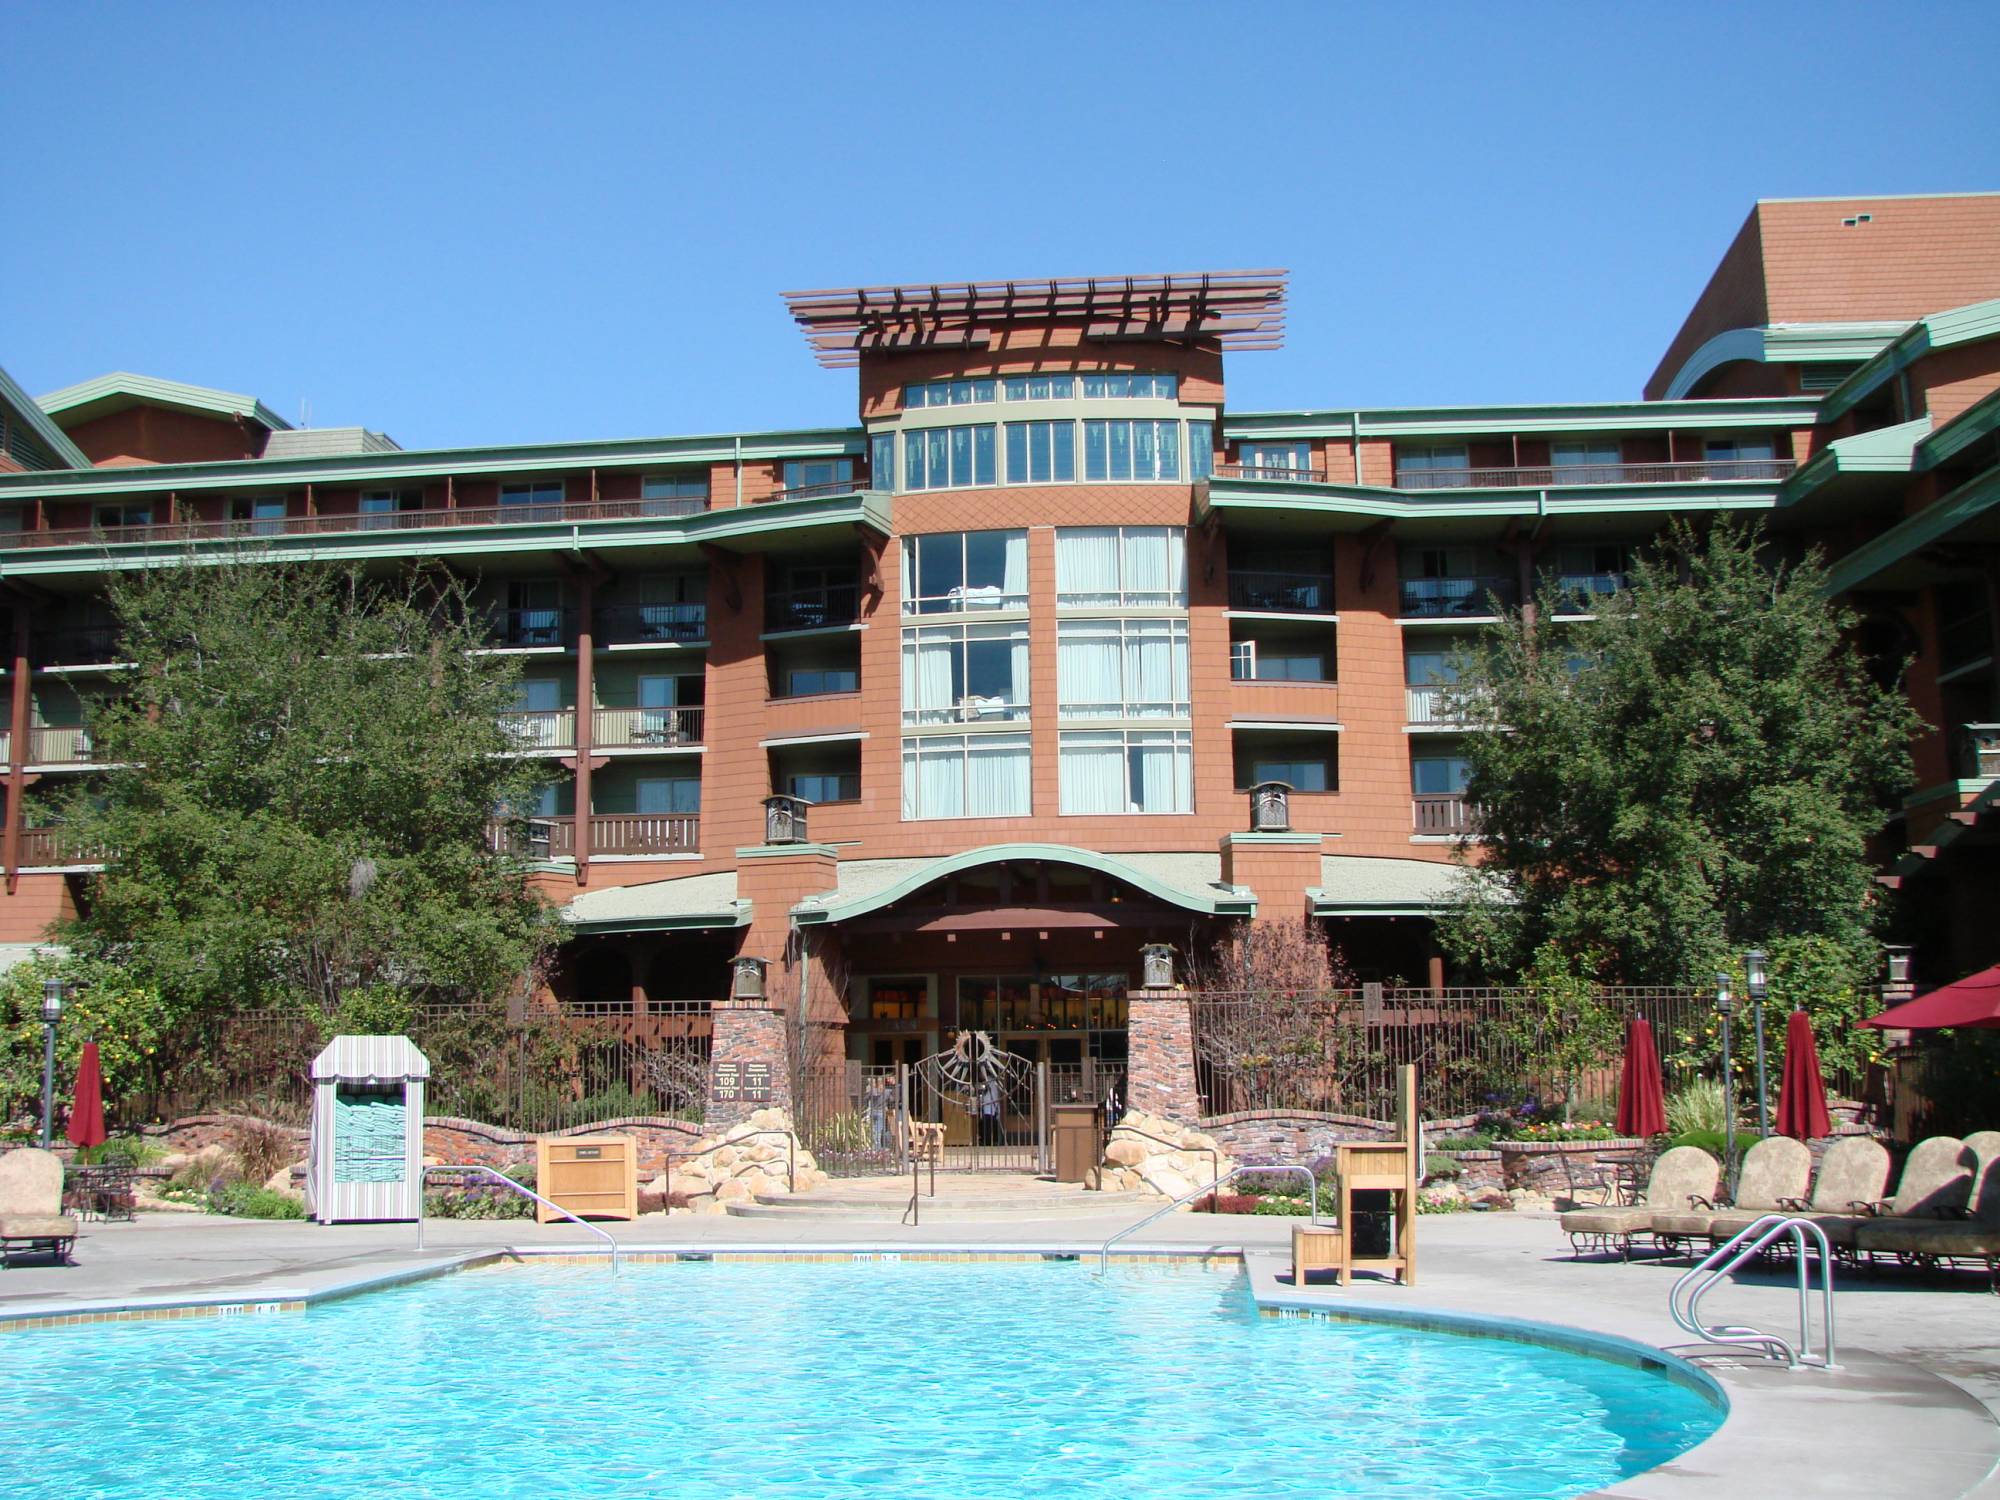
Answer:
top-left (1054, 526), bottom-right (1187, 608)
top-left (500, 481), bottom-right (565, 516)
top-left (1080, 373), bottom-right (1177, 398)
top-left (1230, 641), bottom-right (1328, 681)
top-left (1002, 374), bottom-right (1076, 401)
top-left (902, 530), bottom-right (1028, 614)
top-left (901, 733), bottom-right (1030, 819)
top-left (1058, 730), bottom-right (1192, 814)
top-left (904, 378), bottom-right (996, 409)
top-left (789, 770), bottom-right (859, 803)
top-left (1239, 441), bottom-right (1313, 477)
top-left (636, 776), bottom-right (702, 815)
top-left (782, 457), bottom-right (855, 493)
top-left (1250, 757), bottom-right (1330, 792)
top-left (641, 473), bottom-right (707, 513)
top-left (786, 665), bottom-right (858, 696)
top-left (903, 424), bottom-right (997, 491)
top-left (1082, 420), bottom-right (1180, 482)
top-left (1396, 444), bottom-right (1470, 488)
top-left (870, 432), bottom-right (895, 492)
top-left (359, 489), bottom-right (423, 530)
top-left (1057, 619), bottom-right (1190, 719)
top-left (902, 621), bottom-right (1030, 725)
top-left (1550, 440), bottom-right (1623, 483)
top-left (1412, 755), bottom-right (1472, 795)
top-left (1188, 420), bottom-right (1214, 481)
top-left (1004, 421), bottom-right (1076, 483)
top-left (1703, 436), bottom-right (1777, 478)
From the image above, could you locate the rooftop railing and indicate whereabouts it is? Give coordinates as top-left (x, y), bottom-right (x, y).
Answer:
top-left (1394, 458), bottom-right (1795, 491)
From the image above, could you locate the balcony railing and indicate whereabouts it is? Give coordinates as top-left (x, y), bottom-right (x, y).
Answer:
top-left (766, 583), bottom-right (860, 632)
top-left (1413, 793), bottom-right (1476, 835)
top-left (1544, 572), bottom-right (1630, 611)
top-left (1394, 458), bottom-right (1795, 491)
top-left (484, 607), bottom-right (574, 648)
top-left (1406, 685), bottom-right (1458, 725)
top-left (1399, 576), bottom-right (1519, 618)
top-left (593, 705), bottom-right (705, 749)
top-left (1212, 463), bottom-right (1330, 484)
top-left (19, 825), bottom-right (108, 866)
top-left (5, 495), bottom-right (714, 552)
top-left (597, 603), bottom-right (706, 645)
top-left (28, 726), bottom-right (96, 764)
top-left (486, 814), bottom-right (700, 859)
top-left (763, 478), bottom-right (864, 504)
top-left (1961, 723), bottom-right (2000, 782)
top-left (499, 708), bottom-right (576, 752)
top-left (37, 627), bottom-right (124, 666)
top-left (1228, 569), bottom-right (1334, 614)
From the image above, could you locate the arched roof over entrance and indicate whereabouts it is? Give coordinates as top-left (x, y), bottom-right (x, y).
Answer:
top-left (790, 843), bottom-right (1256, 926)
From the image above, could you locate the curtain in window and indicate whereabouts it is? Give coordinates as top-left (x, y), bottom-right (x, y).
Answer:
top-left (1056, 529), bottom-right (1119, 605)
top-left (1133, 738), bottom-right (1190, 813)
top-left (1009, 631), bottom-right (1029, 708)
top-left (1002, 531), bottom-right (1027, 602)
top-left (919, 744), bottom-right (965, 818)
top-left (902, 633), bottom-right (958, 722)
top-left (1059, 734), bottom-right (1124, 814)
top-left (1123, 625), bottom-right (1186, 716)
top-left (1058, 624), bottom-right (1122, 714)
top-left (968, 738), bottom-right (1029, 816)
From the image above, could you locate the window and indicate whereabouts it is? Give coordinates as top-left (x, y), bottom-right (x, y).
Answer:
top-left (1397, 444), bottom-right (1470, 488)
top-left (93, 503), bottom-right (152, 530)
top-left (870, 432), bottom-right (895, 492)
top-left (1058, 730), bottom-right (1192, 814)
top-left (902, 530), bottom-right (1028, 614)
top-left (904, 378), bottom-right (996, 409)
top-left (504, 580), bottom-right (565, 646)
top-left (636, 777), bottom-right (701, 815)
top-left (500, 481), bottom-right (565, 514)
top-left (784, 665), bottom-right (859, 696)
top-left (1703, 436), bottom-right (1777, 479)
top-left (1188, 420), bottom-right (1214, 481)
top-left (1239, 441), bottom-right (1313, 478)
top-left (359, 489), bottom-right (423, 530)
top-left (782, 457), bottom-right (855, 493)
top-left (789, 771), bottom-right (858, 803)
top-left (1412, 756), bottom-right (1472, 795)
top-left (641, 474), bottom-right (707, 512)
top-left (1057, 619), bottom-right (1190, 719)
top-left (902, 621), bottom-right (1029, 724)
top-left (1546, 544), bottom-right (1631, 606)
top-left (902, 425), bottom-right (995, 491)
top-left (229, 497), bottom-right (287, 536)
top-left (901, 732), bottom-right (1030, 819)
top-left (1004, 420), bottom-right (1076, 483)
top-left (1079, 372), bottom-right (1177, 398)
top-left (1405, 650), bottom-right (1461, 686)
top-left (1002, 374), bottom-right (1076, 401)
top-left (1082, 420), bottom-right (1180, 481)
top-left (1250, 758), bottom-right (1330, 792)
top-left (1054, 526), bottom-right (1187, 608)
top-left (1233, 645), bottom-right (1327, 682)
top-left (1551, 440), bottom-right (1624, 483)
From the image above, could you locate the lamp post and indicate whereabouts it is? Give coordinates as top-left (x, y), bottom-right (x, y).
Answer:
top-left (1713, 971), bottom-right (1736, 1191)
top-left (39, 978), bottom-right (66, 1149)
top-left (1743, 948), bottom-right (1770, 1140)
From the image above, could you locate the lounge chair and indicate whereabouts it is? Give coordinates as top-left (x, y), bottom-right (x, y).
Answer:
top-left (1856, 1131), bottom-right (2000, 1291)
top-left (1807, 1135), bottom-right (1978, 1254)
top-left (1561, 1146), bottom-right (1719, 1260)
top-left (0, 1148), bottom-right (80, 1267)
top-left (1651, 1135), bottom-right (1812, 1256)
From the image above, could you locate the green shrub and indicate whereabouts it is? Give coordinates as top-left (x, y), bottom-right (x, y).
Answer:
top-left (1666, 1128), bottom-right (1728, 1158)
top-left (1429, 1132), bottom-right (1497, 1152)
top-left (1666, 1079), bottom-right (1728, 1135)
top-left (76, 1135), bottom-right (168, 1167)
top-left (1422, 1153), bottom-right (1463, 1180)
top-left (207, 1182), bottom-right (306, 1220)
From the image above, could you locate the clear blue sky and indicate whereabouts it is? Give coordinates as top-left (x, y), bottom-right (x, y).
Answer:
top-left (4, 3), bottom-right (1996, 450)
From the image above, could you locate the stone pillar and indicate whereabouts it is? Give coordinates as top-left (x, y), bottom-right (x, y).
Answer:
top-left (1126, 986), bottom-right (1201, 1124)
top-left (707, 1002), bottom-right (790, 1128)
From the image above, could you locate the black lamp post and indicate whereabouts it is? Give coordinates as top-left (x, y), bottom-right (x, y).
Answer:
top-left (1713, 970), bottom-right (1736, 1191)
top-left (39, 978), bottom-right (66, 1149)
top-left (1744, 948), bottom-right (1770, 1140)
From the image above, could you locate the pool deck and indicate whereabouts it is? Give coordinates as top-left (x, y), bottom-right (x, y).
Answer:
top-left (2, 1207), bottom-right (1996, 1499)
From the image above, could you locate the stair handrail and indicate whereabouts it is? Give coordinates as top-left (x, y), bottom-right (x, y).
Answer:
top-left (1097, 1163), bottom-right (1317, 1276)
top-left (417, 1163), bottom-right (622, 1271)
top-left (1668, 1213), bottom-right (1835, 1369)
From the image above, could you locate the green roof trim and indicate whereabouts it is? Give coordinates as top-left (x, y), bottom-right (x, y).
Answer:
top-left (1823, 463), bottom-right (2000, 594)
top-left (37, 372), bottom-right (294, 432)
top-left (789, 842), bottom-right (1256, 925)
top-left (1660, 323), bottom-right (1908, 401)
top-left (1817, 298), bottom-right (2000, 424)
top-left (0, 365), bottom-right (90, 470)
top-left (1779, 416), bottom-right (1932, 507)
top-left (1917, 386), bottom-right (2000, 469)
top-left (1199, 474), bottom-right (1783, 528)
top-left (1224, 396), bottom-right (1816, 442)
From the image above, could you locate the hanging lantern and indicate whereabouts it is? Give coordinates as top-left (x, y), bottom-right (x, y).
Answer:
top-left (1250, 781), bottom-right (1292, 832)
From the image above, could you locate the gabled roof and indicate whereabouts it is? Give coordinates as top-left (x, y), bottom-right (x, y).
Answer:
top-left (37, 372), bottom-right (293, 433)
top-left (0, 364), bottom-right (90, 469)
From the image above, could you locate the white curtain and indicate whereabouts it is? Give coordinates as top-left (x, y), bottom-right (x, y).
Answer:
top-left (1133, 737), bottom-right (1190, 813)
top-left (903, 633), bottom-right (957, 721)
top-left (918, 743), bottom-right (964, 818)
top-left (1056, 528), bottom-right (1119, 606)
top-left (1002, 531), bottom-right (1028, 602)
top-left (968, 738), bottom-right (1029, 816)
top-left (1124, 625), bottom-right (1186, 716)
top-left (1059, 734), bottom-right (1125, 814)
top-left (1058, 625), bottom-right (1122, 715)
top-left (1009, 630), bottom-right (1029, 708)
top-left (1124, 529), bottom-right (1169, 602)
top-left (901, 745), bottom-right (921, 819)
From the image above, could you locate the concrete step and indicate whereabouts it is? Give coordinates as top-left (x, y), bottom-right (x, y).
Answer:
top-left (726, 1182), bottom-right (1155, 1221)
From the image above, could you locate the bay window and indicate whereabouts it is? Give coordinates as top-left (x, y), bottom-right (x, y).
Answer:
top-left (1054, 526), bottom-right (1186, 608)
top-left (1080, 373), bottom-right (1177, 399)
top-left (1057, 619), bottom-right (1190, 719)
top-left (1004, 420), bottom-right (1076, 483)
top-left (901, 733), bottom-right (1031, 819)
top-left (902, 621), bottom-right (1029, 725)
top-left (903, 424), bottom-right (996, 491)
top-left (1082, 420), bottom-right (1180, 482)
top-left (905, 378), bottom-right (996, 409)
top-left (1058, 730), bottom-right (1192, 814)
top-left (902, 530), bottom-right (1028, 614)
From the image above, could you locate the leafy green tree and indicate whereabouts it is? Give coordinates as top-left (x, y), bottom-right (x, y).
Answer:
top-left (1440, 519), bottom-right (1919, 988)
top-left (1496, 942), bottom-right (1620, 1121)
top-left (0, 955), bottom-right (173, 1123)
top-left (55, 558), bottom-right (560, 1020)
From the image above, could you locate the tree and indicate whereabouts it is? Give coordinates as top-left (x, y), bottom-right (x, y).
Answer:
top-left (1439, 518), bottom-right (1919, 989)
top-left (0, 955), bottom-right (173, 1124)
top-left (56, 557), bottom-right (561, 1020)
top-left (1187, 919), bottom-right (1375, 1112)
top-left (1494, 942), bottom-right (1620, 1121)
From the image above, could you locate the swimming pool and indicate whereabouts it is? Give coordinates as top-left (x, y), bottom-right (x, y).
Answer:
top-left (0, 1260), bottom-right (1718, 1499)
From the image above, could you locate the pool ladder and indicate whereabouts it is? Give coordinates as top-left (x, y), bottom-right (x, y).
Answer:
top-left (1096, 1164), bottom-right (1319, 1276)
top-left (1668, 1214), bottom-right (1835, 1369)
top-left (416, 1164), bottom-right (623, 1271)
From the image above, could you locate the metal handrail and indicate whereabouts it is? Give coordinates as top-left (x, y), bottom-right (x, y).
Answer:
top-left (1668, 1213), bottom-right (1836, 1369)
top-left (1096, 1163), bottom-right (1317, 1276)
top-left (415, 1163), bottom-right (622, 1270)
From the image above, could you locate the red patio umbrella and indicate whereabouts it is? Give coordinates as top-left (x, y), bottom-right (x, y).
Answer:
top-left (1615, 1017), bottom-right (1667, 1137)
top-left (1863, 963), bottom-right (2000, 1030)
top-left (66, 1040), bottom-right (107, 1151)
top-left (1775, 1010), bottom-right (1832, 1142)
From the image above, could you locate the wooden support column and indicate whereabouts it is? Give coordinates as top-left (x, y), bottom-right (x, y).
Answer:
top-left (574, 576), bottom-right (596, 887)
top-left (4, 609), bottom-right (31, 894)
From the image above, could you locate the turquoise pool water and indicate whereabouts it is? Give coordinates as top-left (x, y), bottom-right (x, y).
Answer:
top-left (0, 1262), bottom-right (1718, 1498)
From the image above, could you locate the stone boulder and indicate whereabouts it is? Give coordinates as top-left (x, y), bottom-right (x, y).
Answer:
top-left (1100, 1111), bottom-right (1236, 1206)
top-left (640, 1107), bottom-right (823, 1214)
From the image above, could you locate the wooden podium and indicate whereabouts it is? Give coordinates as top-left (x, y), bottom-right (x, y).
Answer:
top-left (1329, 1065), bottom-right (1419, 1287)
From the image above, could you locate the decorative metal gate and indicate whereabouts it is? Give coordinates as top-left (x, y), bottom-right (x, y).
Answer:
top-left (910, 1031), bottom-right (1047, 1173)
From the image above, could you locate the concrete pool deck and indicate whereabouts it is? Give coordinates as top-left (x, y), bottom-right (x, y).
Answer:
top-left (2, 1208), bottom-right (1995, 1499)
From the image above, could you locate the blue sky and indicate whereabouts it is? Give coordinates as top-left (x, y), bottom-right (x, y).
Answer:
top-left (3, 3), bottom-right (1996, 450)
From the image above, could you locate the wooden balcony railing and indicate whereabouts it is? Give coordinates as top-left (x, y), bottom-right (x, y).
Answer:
top-left (499, 708), bottom-right (576, 752)
top-left (28, 726), bottom-right (96, 764)
top-left (1394, 458), bottom-right (1795, 491)
top-left (19, 825), bottom-right (108, 866)
top-left (1413, 793), bottom-right (1476, 835)
top-left (592, 706), bottom-right (705, 749)
top-left (485, 814), bottom-right (700, 858)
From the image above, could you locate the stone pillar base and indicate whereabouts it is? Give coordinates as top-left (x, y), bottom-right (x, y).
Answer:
top-left (707, 1003), bottom-right (790, 1128)
top-left (1126, 986), bottom-right (1201, 1124)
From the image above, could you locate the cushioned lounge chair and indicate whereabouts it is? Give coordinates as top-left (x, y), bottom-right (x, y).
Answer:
top-left (1856, 1131), bottom-right (2000, 1291)
top-left (0, 1148), bottom-right (80, 1267)
top-left (1561, 1146), bottom-right (1719, 1260)
top-left (1807, 1135), bottom-right (1978, 1253)
top-left (1651, 1135), bottom-right (1813, 1255)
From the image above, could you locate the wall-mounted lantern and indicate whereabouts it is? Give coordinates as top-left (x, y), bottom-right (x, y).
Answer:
top-left (1140, 944), bottom-right (1176, 990)
top-left (763, 795), bottom-right (809, 845)
top-left (1882, 944), bottom-right (1914, 989)
top-left (731, 957), bottom-right (768, 1002)
top-left (1250, 781), bottom-right (1292, 833)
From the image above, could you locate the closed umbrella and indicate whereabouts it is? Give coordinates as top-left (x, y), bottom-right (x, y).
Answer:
top-left (66, 1040), bottom-right (107, 1151)
top-left (1615, 1017), bottom-right (1667, 1137)
top-left (1775, 1010), bottom-right (1832, 1142)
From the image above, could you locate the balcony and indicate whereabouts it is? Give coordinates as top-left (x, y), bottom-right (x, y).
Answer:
top-left (766, 583), bottom-right (860, 633)
top-left (1961, 723), bottom-right (2000, 782)
top-left (763, 477), bottom-right (865, 504)
top-left (1212, 463), bottom-right (1329, 484)
top-left (19, 824), bottom-right (107, 867)
top-left (37, 627), bottom-right (124, 666)
top-left (1228, 569), bottom-right (1334, 614)
top-left (592, 706), bottom-right (705, 749)
top-left (598, 603), bottom-right (706, 646)
top-left (1393, 458), bottom-right (1794, 491)
top-left (486, 814), bottom-right (700, 859)
top-left (500, 709), bottom-right (576, 752)
top-left (1405, 685), bottom-right (1466, 726)
top-left (1399, 576), bottom-right (1519, 619)
top-left (484, 607), bottom-right (574, 648)
top-left (1545, 572), bottom-right (1629, 612)
top-left (28, 726), bottom-right (96, 764)
top-left (1412, 794), bottom-right (1475, 835)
